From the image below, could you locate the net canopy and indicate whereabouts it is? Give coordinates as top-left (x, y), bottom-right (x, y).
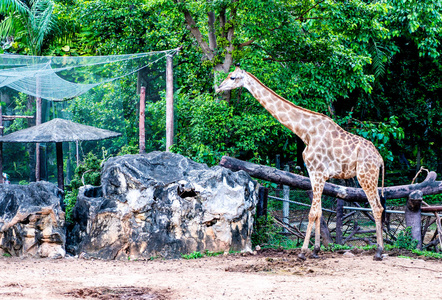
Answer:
top-left (0, 49), bottom-right (179, 101)
top-left (0, 49), bottom-right (177, 184)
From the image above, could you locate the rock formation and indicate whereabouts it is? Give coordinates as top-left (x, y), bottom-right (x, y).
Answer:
top-left (67, 151), bottom-right (258, 260)
top-left (0, 181), bottom-right (65, 258)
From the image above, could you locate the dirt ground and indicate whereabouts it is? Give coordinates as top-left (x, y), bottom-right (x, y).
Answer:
top-left (0, 248), bottom-right (441, 300)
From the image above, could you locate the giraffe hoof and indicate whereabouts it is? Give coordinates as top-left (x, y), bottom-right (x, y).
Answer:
top-left (311, 246), bottom-right (320, 259)
top-left (373, 245), bottom-right (383, 261)
top-left (297, 252), bottom-right (306, 261)
top-left (373, 255), bottom-right (383, 261)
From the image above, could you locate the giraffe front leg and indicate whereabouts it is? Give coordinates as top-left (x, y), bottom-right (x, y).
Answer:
top-left (298, 175), bottom-right (326, 260)
top-left (298, 216), bottom-right (315, 260)
top-left (312, 209), bottom-right (322, 258)
top-left (374, 214), bottom-right (384, 261)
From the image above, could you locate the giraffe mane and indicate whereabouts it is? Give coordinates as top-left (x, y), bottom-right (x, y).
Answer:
top-left (245, 71), bottom-right (333, 121)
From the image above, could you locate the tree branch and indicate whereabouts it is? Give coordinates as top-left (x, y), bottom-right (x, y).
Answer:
top-left (207, 10), bottom-right (217, 50)
top-left (177, 1), bottom-right (213, 59)
top-left (294, 0), bottom-right (326, 21)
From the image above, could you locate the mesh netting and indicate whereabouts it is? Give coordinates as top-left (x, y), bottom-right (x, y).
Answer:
top-left (0, 49), bottom-right (178, 100)
top-left (0, 49), bottom-right (177, 184)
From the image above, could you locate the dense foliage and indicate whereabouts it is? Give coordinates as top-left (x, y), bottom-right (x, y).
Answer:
top-left (1, 0), bottom-right (442, 189)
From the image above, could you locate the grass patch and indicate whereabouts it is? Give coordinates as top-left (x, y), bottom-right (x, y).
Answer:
top-left (181, 250), bottom-right (225, 260)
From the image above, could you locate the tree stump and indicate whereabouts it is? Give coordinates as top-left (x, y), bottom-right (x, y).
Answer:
top-left (405, 190), bottom-right (423, 250)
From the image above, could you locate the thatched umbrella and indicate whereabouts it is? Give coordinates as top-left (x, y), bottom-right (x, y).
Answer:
top-left (0, 118), bottom-right (121, 190)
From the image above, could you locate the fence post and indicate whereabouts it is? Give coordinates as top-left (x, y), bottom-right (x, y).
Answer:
top-left (405, 190), bottom-right (423, 250)
top-left (335, 198), bottom-right (344, 244)
top-left (165, 55), bottom-right (174, 152)
top-left (283, 165), bottom-right (290, 232)
top-left (139, 86), bottom-right (146, 153)
top-left (257, 186), bottom-right (268, 220)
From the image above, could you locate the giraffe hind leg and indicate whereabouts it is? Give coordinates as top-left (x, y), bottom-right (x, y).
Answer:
top-left (358, 172), bottom-right (384, 261)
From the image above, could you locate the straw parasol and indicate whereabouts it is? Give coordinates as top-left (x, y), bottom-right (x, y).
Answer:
top-left (0, 118), bottom-right (121, 190)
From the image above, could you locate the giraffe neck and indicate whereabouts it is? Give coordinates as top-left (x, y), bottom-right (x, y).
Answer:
top-left (243, 72), bottom-right (331, 145)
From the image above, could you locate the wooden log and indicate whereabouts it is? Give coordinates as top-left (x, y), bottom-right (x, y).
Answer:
top-left (421, 206), bottom-right (442, 212)
top-left (1, 115), bottom-right (34, 120)
top-left (405, 190), bottom-right (423, 250)
top-left (219, 156), bottom-right (442, 201)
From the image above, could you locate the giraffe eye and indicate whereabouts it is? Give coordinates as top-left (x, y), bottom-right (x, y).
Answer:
top-left (230, 76), bottom-right (236, 80)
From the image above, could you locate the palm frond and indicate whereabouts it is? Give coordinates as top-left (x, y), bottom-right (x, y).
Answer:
top-left (0, 15), bottom-right (15, 40)
top-left (0, 0), bottom-right (29, 15)
top-left (368, 38), bottom-right (387, 79)
top-left (4, 0), bottom-right (58, 55)
top-left (32, 0), bottom-right (58, 50)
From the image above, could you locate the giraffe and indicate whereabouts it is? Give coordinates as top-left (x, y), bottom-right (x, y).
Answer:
top-left (216, 66), bottom-right (386, 261)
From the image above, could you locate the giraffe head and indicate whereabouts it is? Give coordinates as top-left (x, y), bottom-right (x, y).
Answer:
top-left (215, 66), bottom-right (246, 93)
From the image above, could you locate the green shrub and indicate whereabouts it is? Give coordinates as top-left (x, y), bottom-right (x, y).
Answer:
top-left (64, 152), bottom-right (103, 222)
top-left (181, 251), bottom-right (204, 260)
top-left (394, 227), bottom-right (419, 250)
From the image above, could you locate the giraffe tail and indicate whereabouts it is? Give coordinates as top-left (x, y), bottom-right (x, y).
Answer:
top-left (380, 160), bottom-right (386, 223)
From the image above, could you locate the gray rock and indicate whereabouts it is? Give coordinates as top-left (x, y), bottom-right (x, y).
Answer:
top-left (0, 181), bottom-right (65, 258)
top-left (67, 151), bottom-right (258, 260)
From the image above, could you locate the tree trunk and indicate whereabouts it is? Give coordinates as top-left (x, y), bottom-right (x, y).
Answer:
top-left (219, 156), bottom-right (442, 201)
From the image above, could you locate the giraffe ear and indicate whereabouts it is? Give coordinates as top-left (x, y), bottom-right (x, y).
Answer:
top-left (235, 63), bottom-right (241, 69)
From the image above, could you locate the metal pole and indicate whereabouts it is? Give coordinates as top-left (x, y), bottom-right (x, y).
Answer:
top-left (56, 142), bottom-right (64, 191)
top-left (165, 55), bottom-right (174, 152)
top-left (139, 86), bottom-right (146, 153)
top-left (283, 165), bottom-right (290, 232)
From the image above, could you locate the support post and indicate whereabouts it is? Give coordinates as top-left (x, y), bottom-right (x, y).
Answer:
top-left (257, 186), bottom-right (268, 220)
top-left (56, 142), bottom-right (64, 191)
top-left (35, 96), bottom-right (41, 181)
top-left (76, 140), bottom-right (80, 167)
top-left (275, 154), bottom-right (281, 199)
top-left (283, 165), bottom-right (290, 232)
top-left (405, 190), bottom-right (423, 250)
top-left (165, 55), bottom-right (174, 152)
top-left (335, 198), bottom-right (344, 244)
top-left (139, 86), bottom-right (146, 153)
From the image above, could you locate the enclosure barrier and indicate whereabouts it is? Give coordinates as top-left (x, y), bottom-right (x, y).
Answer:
top-left (221, 156), bottom-right (442, 250)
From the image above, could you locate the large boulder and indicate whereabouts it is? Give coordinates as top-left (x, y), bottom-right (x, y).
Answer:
top-left (0, 181), bottom-right (65, 258)
top-left (67, 151), bottom-right (258, 259)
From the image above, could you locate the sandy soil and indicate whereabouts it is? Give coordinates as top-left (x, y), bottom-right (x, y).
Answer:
top-left (0, 249), bottom-right (441, 300)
